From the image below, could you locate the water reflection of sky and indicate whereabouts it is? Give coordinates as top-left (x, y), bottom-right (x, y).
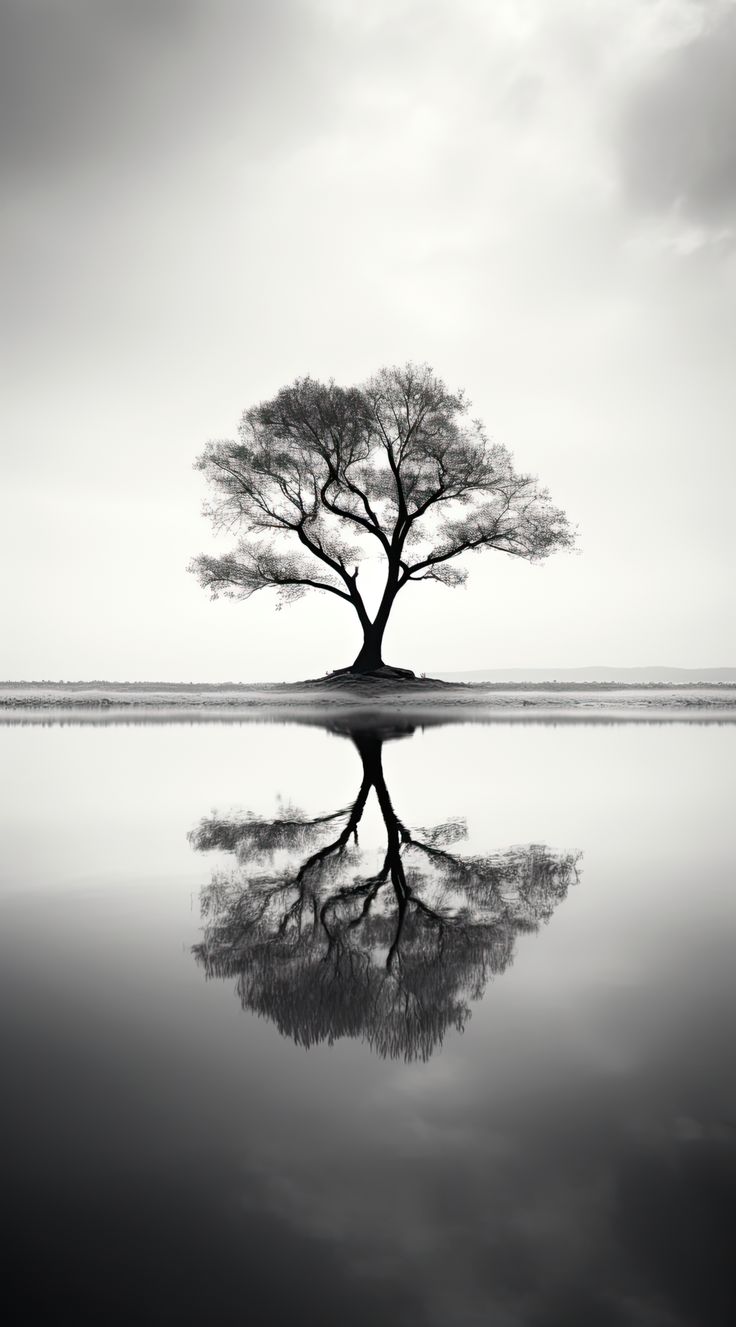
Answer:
top-left (0, 720), bottom-right (734, 1325)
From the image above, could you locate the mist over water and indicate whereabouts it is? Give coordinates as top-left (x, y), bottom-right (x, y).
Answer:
top-left (1, 718), bottom-right (734, 1325)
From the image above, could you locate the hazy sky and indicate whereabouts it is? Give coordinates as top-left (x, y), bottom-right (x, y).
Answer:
top-left (1, 0), bottom-right (734, 680)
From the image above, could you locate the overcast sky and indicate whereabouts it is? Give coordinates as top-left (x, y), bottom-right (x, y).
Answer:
top-left (1, 0), bottom-right (734, 681)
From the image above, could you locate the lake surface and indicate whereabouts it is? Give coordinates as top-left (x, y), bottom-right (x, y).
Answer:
top-left (1, 716), bottom-right (734, 1325)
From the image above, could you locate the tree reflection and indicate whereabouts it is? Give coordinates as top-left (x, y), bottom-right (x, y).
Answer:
top-left (190, 724), bottom-right (580, 1061)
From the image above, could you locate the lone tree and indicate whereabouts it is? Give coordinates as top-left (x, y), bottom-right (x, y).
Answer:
top-left (190, 364), bottom-right (574, 676)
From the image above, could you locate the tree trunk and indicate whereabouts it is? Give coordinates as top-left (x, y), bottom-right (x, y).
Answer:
top-left (341, 580), bottom-right (415, 677)
top-left (350, 622), bottom-right (387, 673)
top-left (348, 620), bottom-right (415, 676)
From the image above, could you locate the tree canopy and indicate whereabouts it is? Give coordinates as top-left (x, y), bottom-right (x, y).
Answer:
top-left (190, 363), bottom-right (574, 674)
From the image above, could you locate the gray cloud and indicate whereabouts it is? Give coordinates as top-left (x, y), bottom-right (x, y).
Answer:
top-left (0, 0), bottom-right (330, 185)
top-left (244, 1085), bottom-right (736, 1326)
top-left (619, 4), bottom-right (736, 226)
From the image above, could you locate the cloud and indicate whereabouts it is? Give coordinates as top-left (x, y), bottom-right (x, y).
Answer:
top-left (242, 1091), bottom-right (736, 1326)
top-left (618, 3), bottom-right (736, 229)
top-left (0, 0), bottom-right (332, 187)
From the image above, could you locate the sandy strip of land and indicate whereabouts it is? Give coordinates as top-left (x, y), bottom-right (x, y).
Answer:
top-left (1, 680), bottom-right (735, 722)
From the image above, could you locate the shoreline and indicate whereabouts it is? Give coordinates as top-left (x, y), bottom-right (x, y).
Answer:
top-left (1, 680), bottom-right (735, 722)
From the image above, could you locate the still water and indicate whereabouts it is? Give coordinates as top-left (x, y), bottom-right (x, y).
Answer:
top-left (0, 717), bottom-right (734, 1325)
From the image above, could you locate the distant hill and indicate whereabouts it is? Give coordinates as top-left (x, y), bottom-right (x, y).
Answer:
top-left (433, 667), bottom-right (736, 684)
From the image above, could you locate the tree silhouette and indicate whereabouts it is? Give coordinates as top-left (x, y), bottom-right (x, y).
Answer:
top-left (190, 364), bottom-right (574, 674)
top-left (190, 724), bottom-right (580, 1060)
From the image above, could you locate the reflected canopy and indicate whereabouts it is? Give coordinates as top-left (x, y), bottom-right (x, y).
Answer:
top-left (190, 723), bottom-right (580, 1060)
